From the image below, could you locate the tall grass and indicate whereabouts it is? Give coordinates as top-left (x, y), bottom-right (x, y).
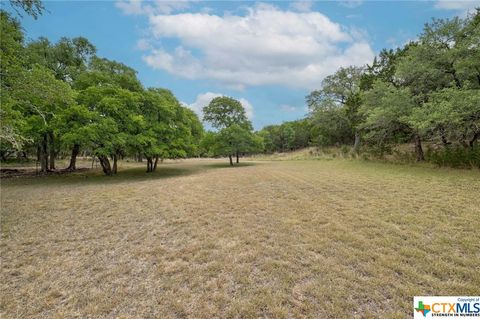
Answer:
top-left (250, 144), bottom-right (480, 169)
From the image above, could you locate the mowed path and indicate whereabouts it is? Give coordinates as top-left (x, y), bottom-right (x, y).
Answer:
top-left (1, 160), bottom-right (479, 318)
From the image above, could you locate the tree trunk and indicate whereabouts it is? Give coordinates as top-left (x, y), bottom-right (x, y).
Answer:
top-left (236, 151), bottom-right (239, 164)
top-left (138, 154), bottom-right (143, 162)
top-left (460, 131), bottom-right (469, 148)
top-left (146, 156), bottom-right (153, 172)
top-left (469, 131), bottom-right (479, 149)
top-left (228, 154), bottom-right (233, 166)
top-left (439, 127), bottom-right (450, 148)
top-left (414, 134), bottom-right (425, 162)
top-left (448, 64), bottom-right (462, 88)
top-left (353, 131), bottom-right (361, 152)
top-left (67, 144), bottom-right (80, 170)
top-left (40, 134), bottom-right (48, 173)
top-left (112, 154), bottom-right (118, 174)
top-left (441, 134), bottom-right (450, 148)
top-left (16, 151), bottom-right (27, 161)
top-left (48, 131), bottom-right (55, 170)
top-left (153, 156), bottom-right (159, 172)
top-left (475, 66), bottom-right (480, 86)
top-left (98, 155), bottom-right (112, 176)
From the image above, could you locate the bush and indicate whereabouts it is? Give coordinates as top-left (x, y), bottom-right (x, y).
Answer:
top-left (425, 145), bottom-right (480, 168)
top-left (362, 144), bottom-right (392, 159)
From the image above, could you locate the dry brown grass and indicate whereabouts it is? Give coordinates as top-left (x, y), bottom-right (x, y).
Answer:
top-left (1, 159), bottom-right (479, 318)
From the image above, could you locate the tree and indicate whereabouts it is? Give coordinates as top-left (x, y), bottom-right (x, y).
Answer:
top-left (392, 11), bottom-right (480, 156)
top-left (12, 65), bottom-right (75, 171)
top-left (307, 66), bottom-right (364, 150)
top-left (136, 88), bottom-right (203, 172)
top-left (54, 104), bottom-right (95, 170)
top-left (257, 120), bottom-right (312, 153)
top-left (75, 57), bottom-right (143, 92)
top-left (203, 96), bottom-right (254, 164)
top-left (20, 36), bottom-right (97, 168)
top-left (73, 57), bottom-right (144, 175)
top-left (214, 124), bottom-right (260, 165)
top-left (280, 123), bottom-right (295, 152)
top-left (360, 47), bottom-right (410, 91)
top-left (203, 96), bottom-right (251, 130)
top-left (27, 36), bottom-right (96, 83)
top-left (309, 103), bottom-right (353, 147)
top-left (182, 107), bottom-right (204, 157)
top-left (8, 0), bottom-right (44, 19)
top-left (360, 81), bottom-right (424, 160)
top-left (407, 88), bottom-right (480, 149)
top-left (77, 86), bottom-right (141, 175)
top-left (199, 131), bottom-right (218, 157)
top-left (0, 11), bottom-right (28, 156)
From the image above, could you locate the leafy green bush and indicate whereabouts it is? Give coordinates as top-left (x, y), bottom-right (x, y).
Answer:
top-left (425, 146), bottom-right (480, 168)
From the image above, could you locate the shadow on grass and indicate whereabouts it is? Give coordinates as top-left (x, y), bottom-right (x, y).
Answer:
top-left (1, 160), bottom-right (258, 187)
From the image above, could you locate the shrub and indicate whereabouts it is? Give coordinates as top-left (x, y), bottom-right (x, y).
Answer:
top-left (425, 145), bottom-right (480, 168)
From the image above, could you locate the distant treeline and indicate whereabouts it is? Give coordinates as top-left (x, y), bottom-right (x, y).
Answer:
top-left (258, 10), bottom-right (480, 167)
top-left (1, 5), bottom-right (479, 171)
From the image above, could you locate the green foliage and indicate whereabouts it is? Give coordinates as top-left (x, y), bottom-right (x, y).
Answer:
top-left (407, 88), bottom-right (480, 146)
top-left (360, 47), bottom-right (409, 90)
top-left (202, 96), bottom-right (255, 164)
top-left (0, 10), bottom-right (204, 174)
top-left (203, 96), bottom-right (251, 130)
top-left (2, 6), bottom-right (479, 171)
top-left (360, 80), bottom-right (415, 146)
top-left (301, 10), bottom-right (480, 168)
top-left (425, 145), bottom-right (480, 168)
top-left (8, 0), bottom-right (44, 19)
top-left (77, 85), bottom-right (141, 158)
top-left (199, 131), bottom-right (218, 157)
top-left (27, 36), bottom-right (96, 83)
top-left (74, 57), bottom-right (143, 92)
top-left (136, 88), bottom-right (198, 160)
top-left (306, 66), bottom-right (364, 148)
top-left (0, 11), bottom-right (27, 150)
top-left (310, 107), bottom-right (352, 147)
top-left (307, 66), bottom-right (364, 109)
top-left (208, 125), bottom-right (262, 158)
top-left (12, 64), bottom-right (75, 140)
top-left (258, 119), bottom-right (311, 153)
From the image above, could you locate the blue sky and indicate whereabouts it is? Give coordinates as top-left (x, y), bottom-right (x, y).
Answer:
top-left (4, 0), bottom-right (476, 129)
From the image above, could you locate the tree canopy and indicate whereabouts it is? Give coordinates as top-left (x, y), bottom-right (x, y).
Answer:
top-left (0, 10), bottom-right (205, 174)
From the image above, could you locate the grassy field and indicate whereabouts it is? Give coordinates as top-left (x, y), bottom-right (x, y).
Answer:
top-left (1, 159), bottom-right (479, 318)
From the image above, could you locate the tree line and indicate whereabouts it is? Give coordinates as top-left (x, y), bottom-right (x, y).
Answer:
top-left (1, 5), bottom-right (479, 171)
top-left (1, 7), bottom-right (263, 171)
top-left (258, 11), bottom-right (480, 167)
top-left (1, 10), bottom-right (204, 175)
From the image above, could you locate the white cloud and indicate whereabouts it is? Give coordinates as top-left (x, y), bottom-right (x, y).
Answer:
top-left (280, 104), bottom-right (299, 113)
top-left (289, 0), bottom-right (314, 12)
top-left (340, 0), bottom-right (363, 9)
top-left (116, 0), bottom-right (144, 15)
top-left (136, 38), bottom-right (153, 51)
top-left (185, 92), bottom-right (254, 120)
top-left (116, 0), bottom-right (193, 16)
top-left (434, 0), bottom-right (478, 10)
top-left (434, 0), bottom-right (478, 16)
top-left (239, 98), bottom-right (254, 119)
top-left (137, 4), bottom-right (374, 89)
